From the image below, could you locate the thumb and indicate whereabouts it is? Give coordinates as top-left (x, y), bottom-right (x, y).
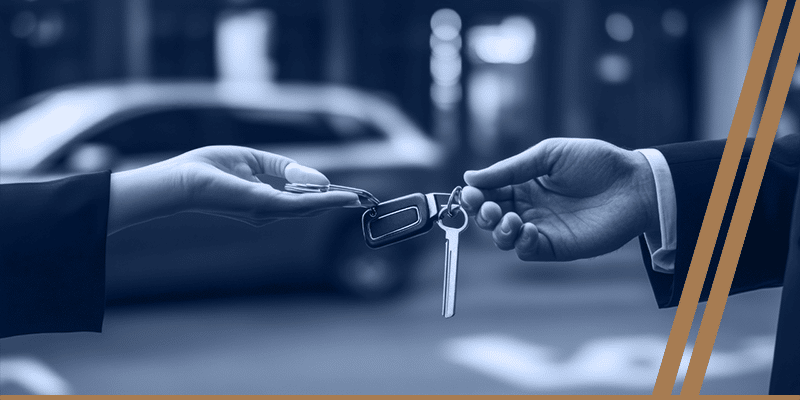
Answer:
top-left (463, 139), bottom-right (557, 189)
top-left (281, 163), bottom-right (361, 208)
top-left (284, 163), bottom-right (330, 185)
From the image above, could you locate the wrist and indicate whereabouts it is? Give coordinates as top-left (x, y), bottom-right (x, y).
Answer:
top-left (108, 163), bottom-right (182, 235)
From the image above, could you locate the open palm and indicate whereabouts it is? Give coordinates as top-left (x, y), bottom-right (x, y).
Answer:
top-left (108, 146), bottom-right (361, 235)
top-left (462, 138), bottom-right (659, 261)
top-left (177, 146), bottom-right (360, 225)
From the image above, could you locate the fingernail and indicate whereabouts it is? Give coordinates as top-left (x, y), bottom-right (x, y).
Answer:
top-left (520, 224), bottom-right (531, 241)
top-left (500, 218), bottom-right (511, 233)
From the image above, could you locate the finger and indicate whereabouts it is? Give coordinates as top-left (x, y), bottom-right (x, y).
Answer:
top-left (245, 148), bottom-right (297, 178)
top-left (481, 186), bottom-right (514, 202)
top-left (245, 147), bottom-right (336, 186)
top-left (238, 177), bottom-right (361, 216)
top-left (284, 162), bottom-right (330, 185)
top-left (460, 186), bottom-right (485, 216)
top-left (492, 212), bottom-right (523, 250)
top-left (463, 139), bottom-right (557, 189)
top-left (273, 190), bottom-right (361, 212)
top-left (514, 222), bottom-right (555, 261)
top-left (475, 201), bottom-right (502, 230)
top-left (461, 186), bottom-right (514, 216)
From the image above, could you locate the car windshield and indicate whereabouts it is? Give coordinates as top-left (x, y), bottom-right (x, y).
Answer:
top-left (0, 84), bottom-right (413, 172)
top-left (75, 107), bottom-right (383, 158)
top-left (0, 90), bottom-right (120, 171)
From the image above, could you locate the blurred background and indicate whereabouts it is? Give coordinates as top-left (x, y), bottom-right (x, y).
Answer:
top-left (1, 0), bottom-right (798, 394)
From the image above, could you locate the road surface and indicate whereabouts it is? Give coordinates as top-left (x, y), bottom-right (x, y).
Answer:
top-left (0, 229), bottom-right (782, 394)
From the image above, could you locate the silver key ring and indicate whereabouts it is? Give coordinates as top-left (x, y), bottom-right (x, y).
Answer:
top-left (437, 206), bottom-right (468, 231)
top-left (284, 183), bottom-right (380, 207)
top-left (328, 184), bottom-right (381, 206)
top-left (445, 186), bottom-right (463, 218)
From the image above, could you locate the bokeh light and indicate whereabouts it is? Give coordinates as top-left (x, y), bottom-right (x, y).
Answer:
top-left (430, 9), bottom-right (463, 110)
top-left (468, 16), bottom-right (536, 64)
top-left (596, 53), bottom-right (632, 84)
top-left (431, 8), bottom-right (461, 41)
top-left (662, 8), bottom-right (688, 38)
top-left (605, 13), bottom-right (634, 42)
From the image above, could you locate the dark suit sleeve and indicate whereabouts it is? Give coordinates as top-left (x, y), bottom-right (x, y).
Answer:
top-left (1, 171), bottom-right (110, 337)
top-left (640, 133), bottom-right (800, 308)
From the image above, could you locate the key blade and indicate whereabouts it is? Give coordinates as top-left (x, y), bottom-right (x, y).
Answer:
top-left (442, 228), bottom-right (460, 318)
top-left (437, 208), bottom-right (468, 319)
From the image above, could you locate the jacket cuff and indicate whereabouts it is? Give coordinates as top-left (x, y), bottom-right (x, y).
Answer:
top-left (0, 171), bottom-right (110, 337)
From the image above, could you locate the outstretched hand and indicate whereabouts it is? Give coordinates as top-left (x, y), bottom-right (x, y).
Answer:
top-left (461, 138), bottom-right (659, 261)
top-left (108, 146), bottom-right (360, 234)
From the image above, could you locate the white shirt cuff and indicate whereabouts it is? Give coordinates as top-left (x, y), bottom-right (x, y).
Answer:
top-left (635, 148), bottom-right (677, 274)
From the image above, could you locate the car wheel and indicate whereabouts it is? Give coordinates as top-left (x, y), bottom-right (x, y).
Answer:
top-left (331, 237), bottom-right (411, 300)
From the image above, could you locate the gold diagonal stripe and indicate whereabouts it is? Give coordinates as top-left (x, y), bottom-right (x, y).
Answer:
top-left (680, 1), bottom-right (800, 394)
top-left (651, 0), bottom-right (788, 394)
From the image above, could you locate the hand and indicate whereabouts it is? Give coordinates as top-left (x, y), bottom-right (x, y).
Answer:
top-left (462, 138), bottom-right (659, 261)
top-left (108, 146), bottom-right (360, 234)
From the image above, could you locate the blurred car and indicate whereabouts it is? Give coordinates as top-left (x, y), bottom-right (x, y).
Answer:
top-left (0, 81), bottom-right (445, 301)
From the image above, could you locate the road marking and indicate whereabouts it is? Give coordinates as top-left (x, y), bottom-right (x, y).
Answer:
top-left (442, 334), bottom-right (774, 391)
top-left (0, 356), bottom-right (72, 395)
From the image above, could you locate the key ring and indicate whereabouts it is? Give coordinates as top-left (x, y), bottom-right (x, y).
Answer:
top-left (285, 183), bottom-right (381, 209)
top-left (445, 186), bottom-right (462, 218)
top-left (438, 204), bottom-right (468, 227)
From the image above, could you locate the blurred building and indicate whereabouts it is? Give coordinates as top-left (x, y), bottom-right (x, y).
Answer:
top-left (1, 0), bottom-right (796, 167)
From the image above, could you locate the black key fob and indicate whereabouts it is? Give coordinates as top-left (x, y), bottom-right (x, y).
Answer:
top-left (362, 193), bottom-right (450, 249)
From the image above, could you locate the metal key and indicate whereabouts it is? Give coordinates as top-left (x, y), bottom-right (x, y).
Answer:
top-left (361, 192), bottom-right (452, 248)
top-left (437, 207), bottom-right (468, 318)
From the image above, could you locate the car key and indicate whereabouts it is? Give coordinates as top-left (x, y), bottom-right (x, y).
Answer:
top-left (437, 207), bottom-right (468, 318)
top-left (361, 192), bottom-right (452, 249)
